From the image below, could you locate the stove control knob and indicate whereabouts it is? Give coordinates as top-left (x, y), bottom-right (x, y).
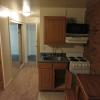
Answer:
top-left (85, 63), bottom-right (87, 67)
top-left (74, 64), bottom-right (77, 69)
top-left (72, 64), bottom-right (75, 68)
top-left (74, 64), bottom-right (76, 68)
top-left (82, 64), bottom-right (85, 67)
top-left (78, 64), bottom-right (81, 67)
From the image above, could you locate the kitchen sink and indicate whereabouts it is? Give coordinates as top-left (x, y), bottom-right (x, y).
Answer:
top-left (43, 56), bottom-right (66, 61)
top-left (43, 56), bottom-right (54, 60)
top-left (40, 53), bottom-right (67, 62)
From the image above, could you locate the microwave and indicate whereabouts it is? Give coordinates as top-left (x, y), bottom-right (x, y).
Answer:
top-left (66, 23), bottom-right (89, 37)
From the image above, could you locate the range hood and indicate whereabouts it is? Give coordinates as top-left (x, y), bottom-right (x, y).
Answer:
top-left (65, 36), bottom-right (88, 44)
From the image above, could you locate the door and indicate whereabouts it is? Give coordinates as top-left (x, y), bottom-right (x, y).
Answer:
top-left (9, 23), bottom-right (19, 64)
top-left (18, 24), bottom-right (23, 64)
top-left (38, 63), bottom-right (53, 90)
top-left (9, 23), bottom-right (23, 77)
top-left (26, 24), bottom-right (37, 63)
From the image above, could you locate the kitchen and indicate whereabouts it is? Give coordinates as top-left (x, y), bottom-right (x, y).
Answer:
top-left (0, 0), bottom-right (100, 100)
top-left (38, 9), bottom-right (90, 100)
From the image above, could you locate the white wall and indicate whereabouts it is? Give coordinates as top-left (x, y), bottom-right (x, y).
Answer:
top-left (40, 7), bottom-right (86, 53)
top-left (0, 10), bottom-right (24, 88)
top-left (0, 17), bottom-right (12, 88)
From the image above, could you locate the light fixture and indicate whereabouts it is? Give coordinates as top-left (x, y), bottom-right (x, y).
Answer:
top-left (0, 6), bottom-right (9, 17)
top-left (23, 11), bottom-right (30, 17)
top-left (22, 0), bottom-right (31, 16)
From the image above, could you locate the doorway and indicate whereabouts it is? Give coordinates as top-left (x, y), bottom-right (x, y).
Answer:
top-left (26, 24), bottom-right (37, 63)
top-left (9, 22), bottom-right (23, 77)
top-left (0, 33), bottom-right (4, 90)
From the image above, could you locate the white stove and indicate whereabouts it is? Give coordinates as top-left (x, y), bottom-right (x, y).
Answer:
top-left (66, 53), bottom-right (90, 74)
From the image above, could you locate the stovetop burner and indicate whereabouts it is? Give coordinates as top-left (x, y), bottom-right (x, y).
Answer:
top-left (67, 56), bottom-right (87, 62)
top-left (77, 57), bottom-right (83, 59)
top-left (68, 57), bottom-right (79, 61)
top-left (79, 58), bottom-right (87, 61)
top-left (69, 57), bottom-right (76, 59)
top-left (70, 58), bottom-right (79, 61)
top-left (76, 57), bottom-right (87, 61)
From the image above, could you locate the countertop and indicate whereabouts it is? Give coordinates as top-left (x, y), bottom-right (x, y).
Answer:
top-left (38, 53), bottom-right (69, 63)
top-left (77, 74), bottom-right (100, 100)
top-left (38, 57), bottom-right (69, 63)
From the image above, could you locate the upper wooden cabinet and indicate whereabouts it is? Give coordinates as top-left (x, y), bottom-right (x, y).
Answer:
top-left (44, 16), bottom-right (66, 45)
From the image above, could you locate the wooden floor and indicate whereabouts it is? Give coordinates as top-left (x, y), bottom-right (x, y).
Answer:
top-left (0, 63), bottom-right (64, 100)
top-left (38, 92), bottom-right (64, 100)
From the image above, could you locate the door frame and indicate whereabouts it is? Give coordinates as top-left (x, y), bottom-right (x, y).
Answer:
top-left (0, 32), bottom-right (5, 89)
top-left (9, 20), bottom-right (23, 67)
top-left (25, 23), bottom-right (37, 63)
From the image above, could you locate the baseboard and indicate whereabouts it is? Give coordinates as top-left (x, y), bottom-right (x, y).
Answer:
top-left (4, 78), bottom-right (13, 89)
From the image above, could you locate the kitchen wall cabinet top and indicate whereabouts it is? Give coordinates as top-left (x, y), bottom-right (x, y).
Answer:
top-left (44, 16), bottom-right (66, 45)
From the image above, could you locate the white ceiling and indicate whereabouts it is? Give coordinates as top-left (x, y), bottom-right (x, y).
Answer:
top-left (0, 0), bottom-right (87, 10)
top-left (0, 0), bottom-right (39, 11)
top-left (0, 0), bottom-right (87, 15)
top-left (40, 0), bottom-right (87, 8)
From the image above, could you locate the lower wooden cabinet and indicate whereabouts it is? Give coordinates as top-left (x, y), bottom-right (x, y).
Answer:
top-left (38, 62), bottom-right (66, 91)
top-left (38, 63), bottom-right (53, 90)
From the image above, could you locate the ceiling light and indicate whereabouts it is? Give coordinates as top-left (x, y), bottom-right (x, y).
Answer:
top-left (0, 6), bottom-right (9, 17)
top-left (22, 0), bottom-right (31, 16)
top-left (23, 11), bottom-right (30, 17)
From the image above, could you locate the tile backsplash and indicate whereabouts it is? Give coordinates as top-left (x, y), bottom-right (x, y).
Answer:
top-left (40, 44), bottom-right (84, 54)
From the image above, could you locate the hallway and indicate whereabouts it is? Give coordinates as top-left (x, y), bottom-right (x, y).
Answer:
top-left (0, 64), bottom-right (64, 100)
top-left (0, 64), bottom-right (39, 100)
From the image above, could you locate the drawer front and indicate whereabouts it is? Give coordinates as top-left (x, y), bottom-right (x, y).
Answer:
top-left (38, 63), bottom-right (52, 69)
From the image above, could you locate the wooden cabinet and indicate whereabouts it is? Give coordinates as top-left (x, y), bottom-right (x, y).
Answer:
top-left (38, 63), bottom-right (53, 90)
top-left (77, 74), bottom-right (100, 100)
top-left (38, 62), bottom-right (66, 91)
top-left (64, 70), bottom-right (77, 100)
top-left (65, 71), bottom-right (72, 90)
top-left (44, 16), bottom-right (66, 45)
top-left (53, 63), bottom-right (66, 90)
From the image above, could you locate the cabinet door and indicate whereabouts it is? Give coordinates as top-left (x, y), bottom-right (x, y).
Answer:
top-left (53, 63), bottom-right (66, 90)
top-left (44, 16), bottom-right (66, 44)
top-left (53, 63), bottom-right (66, 69)
top-left (65, 71), bottom-right (72, 90)
top-left (38, 63), bottom-right (53, 90)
